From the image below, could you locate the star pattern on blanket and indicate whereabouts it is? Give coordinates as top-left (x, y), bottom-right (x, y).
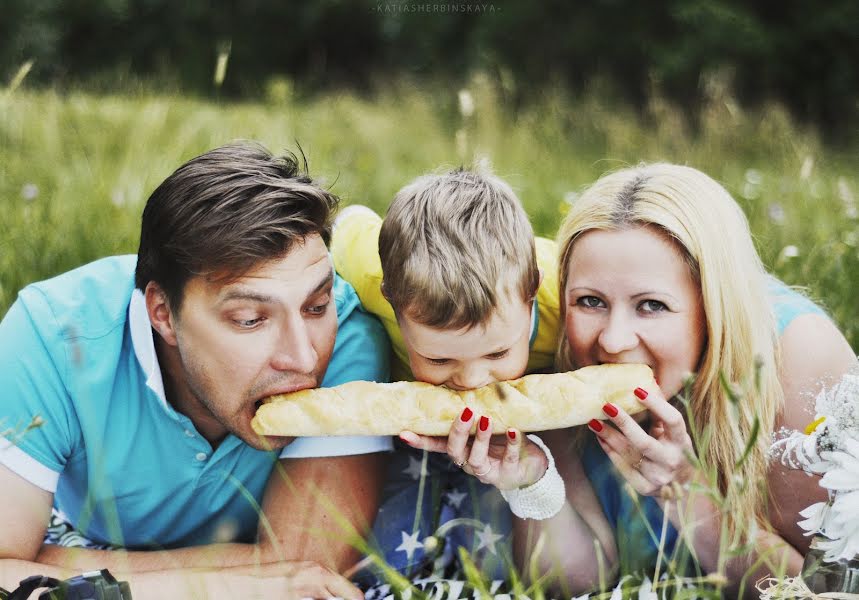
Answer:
top-left (395, 529), bottom-right (424, 560)
top-left (445, 489), bottom-right (467, 509)
top-left (475, 524), bottom-right (503, 556)
top-left (403, 455), bottom-right (428, 480)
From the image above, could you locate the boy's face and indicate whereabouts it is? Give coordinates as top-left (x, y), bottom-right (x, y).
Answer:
top-left (399, 296), bottom-right (533, 390)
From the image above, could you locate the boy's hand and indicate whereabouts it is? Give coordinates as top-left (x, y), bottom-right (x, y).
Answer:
top-left (399, 408), bottom-right (549, 490)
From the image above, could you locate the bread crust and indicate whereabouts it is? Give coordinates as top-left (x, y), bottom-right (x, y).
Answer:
top-left (251, 363), bottom-right (655, 437)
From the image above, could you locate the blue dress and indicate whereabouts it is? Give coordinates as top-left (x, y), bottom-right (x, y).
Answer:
top-left (581, 278), bottom-right (827, 575)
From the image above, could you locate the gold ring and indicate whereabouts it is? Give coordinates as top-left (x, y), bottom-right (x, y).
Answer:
top-left (473, 464), bottom-right (492, 477)
top-left (633, 456), bottom-right (645, 471)
top-left (455, 459), bottom-right (468, 469)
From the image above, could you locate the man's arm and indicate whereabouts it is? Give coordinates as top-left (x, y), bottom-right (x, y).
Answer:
top-left (2, 557), bottom-right (362, 599)
top-left (257, 453), bottom-right (387, 570)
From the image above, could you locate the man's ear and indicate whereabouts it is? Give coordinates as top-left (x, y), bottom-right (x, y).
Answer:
top-left (537, 268), bottom-right (545, 289)
top-left (145, 282), bottom-right (179, 347)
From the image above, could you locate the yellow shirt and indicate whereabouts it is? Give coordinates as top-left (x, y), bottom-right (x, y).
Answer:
top-left (331, 206), bottom-right (560, 381)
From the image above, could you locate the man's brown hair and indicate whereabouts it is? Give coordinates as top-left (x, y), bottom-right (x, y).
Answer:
top-left (378, 167), bottom-right (539, 329)
top-left (135, 140), bottom-right (337, 309)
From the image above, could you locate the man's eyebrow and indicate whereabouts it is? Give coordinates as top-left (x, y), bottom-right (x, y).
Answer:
top-left (218, 288), bottom-right (277, 305)
top-left (307, 268), bottom-right (334, 299)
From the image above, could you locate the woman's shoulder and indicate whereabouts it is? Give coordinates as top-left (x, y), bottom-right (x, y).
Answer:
top-left (766, 275), bottom-right (828, 335)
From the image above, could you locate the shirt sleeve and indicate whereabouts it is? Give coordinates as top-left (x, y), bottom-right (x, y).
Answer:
top-left (0, 293), bottom-right (78, 492)
top-left (280, 282), bottom-right (393, 458)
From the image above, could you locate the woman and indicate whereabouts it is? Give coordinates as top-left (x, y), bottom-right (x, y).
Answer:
top-left (406, 163), bottom-right (858, 595)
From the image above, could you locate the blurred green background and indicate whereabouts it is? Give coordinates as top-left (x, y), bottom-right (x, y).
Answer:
top-left (1, 0), bottom-right (858, 349)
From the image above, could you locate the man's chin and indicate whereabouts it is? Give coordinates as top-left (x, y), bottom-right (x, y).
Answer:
top-left (246, 434), bottom-right (295, 452)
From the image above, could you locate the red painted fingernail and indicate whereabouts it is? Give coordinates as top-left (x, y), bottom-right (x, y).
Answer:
top-left (507, 429), bottom-right (516, 441)
top-left (479, 416), bottom-right (489, 431)
top-left (602, 403), bottom-right (619, 417)
top-left (461, 407), bottom-right (473, 422)
top-left (634, 387), bottom-right (648, 400)
top-left (588, 419), bottom-right (603, 433)
top-left (654, 377), bottom-right (659, 386)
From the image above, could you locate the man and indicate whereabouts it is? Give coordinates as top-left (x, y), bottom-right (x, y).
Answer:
top-left (0, 141), bottom-right (391, 598)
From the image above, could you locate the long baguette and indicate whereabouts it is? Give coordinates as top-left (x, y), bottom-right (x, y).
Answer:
top-left (251, 363), bottom-right (654, 437)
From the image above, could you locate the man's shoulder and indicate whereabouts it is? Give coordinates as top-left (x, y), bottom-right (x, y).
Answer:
top-left (18, 255), bottom-right (137, 341)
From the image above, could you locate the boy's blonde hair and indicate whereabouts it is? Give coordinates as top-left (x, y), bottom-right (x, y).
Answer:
top-left (556, 163), bottom-right (782, 535)
top-left (379, 168), bottom-right (539, 329)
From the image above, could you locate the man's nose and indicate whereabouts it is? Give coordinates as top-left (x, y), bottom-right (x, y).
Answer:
top-left (271, 317), bottom-right (317, 374)
top-left (597, 311), bottom-right (639, 356)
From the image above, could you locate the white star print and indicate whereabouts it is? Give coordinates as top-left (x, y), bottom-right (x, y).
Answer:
top-left (475, 523), bottom-right (504, 556)
top-left (395, 530), bottom-right (424, 560)
top-left (403, 455), bottom-right (427, 480)
top-left (445, 489), bottom-right (467, 509)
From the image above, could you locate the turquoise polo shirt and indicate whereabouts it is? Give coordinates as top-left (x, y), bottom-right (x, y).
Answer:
top-left (0, 255), bottom-right (392, 549)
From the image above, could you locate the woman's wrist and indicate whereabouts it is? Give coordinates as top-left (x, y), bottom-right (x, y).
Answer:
top-left (500, 434), bottom-right (566, 520)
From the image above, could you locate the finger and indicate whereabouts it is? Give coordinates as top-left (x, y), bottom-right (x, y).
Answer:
top-left (399, 431), bottom-right (448, 453)
top-left (342, 556), bottom-right (372, 580)
top-left (600, 402), bottom-right (671, 464)
top-left (466, 415), bottom-right (493, 477)
top-left (596, 435), bottom-right (654, 495)
top-left (447, 406), bottom-right (476, 464)
top-left (498, 428), bottom-right (522, 480)
top-left (632, 387), bottom-right (689, 442)
top-left (324, 572), bottom-right (364, 600)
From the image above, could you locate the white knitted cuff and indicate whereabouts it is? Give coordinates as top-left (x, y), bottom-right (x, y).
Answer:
top-left (499, 434), bottom-right (566, 520)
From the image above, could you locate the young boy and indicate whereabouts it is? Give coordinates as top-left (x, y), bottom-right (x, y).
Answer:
top-left (331, 168), bottom-right (560, 583)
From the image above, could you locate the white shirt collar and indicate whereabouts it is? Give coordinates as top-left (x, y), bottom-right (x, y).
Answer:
top-left (128, 289), bottom-right (169, 411)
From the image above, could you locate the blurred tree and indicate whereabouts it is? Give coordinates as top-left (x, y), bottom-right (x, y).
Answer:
top-left (1, 0), bottom-right (856, 136)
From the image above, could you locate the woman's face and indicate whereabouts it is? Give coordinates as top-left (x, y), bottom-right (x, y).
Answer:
top-left (563, 226), bottom-right (707, 398)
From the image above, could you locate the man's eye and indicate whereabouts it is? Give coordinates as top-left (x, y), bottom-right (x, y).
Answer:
top-left (235, 317), bottom-right (265, 329)
top-left (640, 299), bottom-right (668, 313)
top-left (486, 349), bottom-right (510, 360)
top-left (306, 301), bottom-right (330, 316)
top-left (578, 296), bottom-right (604, 308)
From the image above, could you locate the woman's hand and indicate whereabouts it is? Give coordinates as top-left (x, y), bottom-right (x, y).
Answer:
top-left (399, 407), bottom-right (549, 491)
top-left (587, 386), bottom-right (696, 496)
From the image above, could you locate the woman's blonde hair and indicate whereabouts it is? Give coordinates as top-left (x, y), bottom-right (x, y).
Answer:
top-left (556, 163), bottom-right (782, 532)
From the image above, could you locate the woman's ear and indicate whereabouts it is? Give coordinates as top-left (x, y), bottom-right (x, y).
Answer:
top-left (380, 280), bottom-right (390, 301)
top-left (145, 281), bottom-right (179, 346)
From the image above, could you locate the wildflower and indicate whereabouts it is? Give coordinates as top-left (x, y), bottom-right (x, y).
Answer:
top-left (457, 89), bottom-right (475, 118)
top-left (745, 169), bottom-right (763, 185)
top-left (780, 245), bottom-right (799, 259)
top-left (800, 156), bottom-right (814, 180)
top-left (767, 203), bottom-right (786, 224)
top-left (21, 183), bottom-right (38, 201)
top-left (797, 501), bottom-right (828, 535)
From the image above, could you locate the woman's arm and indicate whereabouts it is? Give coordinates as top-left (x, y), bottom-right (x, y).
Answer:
top-left (512, 429), bottom-right (618, 594)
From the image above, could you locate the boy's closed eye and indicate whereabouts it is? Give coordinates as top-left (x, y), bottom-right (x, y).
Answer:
top-left (423, 348), bottom-right (510, 366)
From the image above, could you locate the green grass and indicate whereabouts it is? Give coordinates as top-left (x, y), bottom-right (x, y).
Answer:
top-left (1, 76), bottom-right (858, 596)
top-left (2, 79), bottom-right (858, 351)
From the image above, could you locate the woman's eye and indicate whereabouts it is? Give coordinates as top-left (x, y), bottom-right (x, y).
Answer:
top-left (578, 296), bottom-right (604, 308)
top-left (640, 299), bottom-right (668, 313)
top-left (486, 349), bottom-right (510, 360)
top-left (427, 358), bottom-right (450, 366)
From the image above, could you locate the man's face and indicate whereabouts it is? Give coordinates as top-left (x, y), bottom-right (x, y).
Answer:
top-left (399, 294), bottom-right (533, 390)
top-left (168, 234), bottom-right (337, 450)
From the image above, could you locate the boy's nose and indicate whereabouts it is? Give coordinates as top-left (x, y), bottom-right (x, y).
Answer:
top-left (450, 363), bottom-right (492, 391)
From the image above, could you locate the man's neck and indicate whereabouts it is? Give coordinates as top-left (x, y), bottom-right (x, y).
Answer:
top-left (153, 333), bottom-right (228, 448)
